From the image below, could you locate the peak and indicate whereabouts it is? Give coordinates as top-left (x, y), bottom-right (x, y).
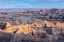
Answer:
top-left (6, 22), bottom-right (12, 28)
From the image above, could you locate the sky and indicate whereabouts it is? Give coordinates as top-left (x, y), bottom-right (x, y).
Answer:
top-left (0, 0), bottom-right (64, 9)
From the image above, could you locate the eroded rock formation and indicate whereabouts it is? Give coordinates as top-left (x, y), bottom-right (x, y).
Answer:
top-left (0, 20), bottom-right (63, 42)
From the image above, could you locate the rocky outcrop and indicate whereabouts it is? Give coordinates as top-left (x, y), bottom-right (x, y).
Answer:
top-left (0, 21), bottom-right (63, 42)
top-left (13, 34), bottom-right (35, 42)
top-left (0, 22), bottom-right (6, 30)
top-left (32, 29), bottom-right (48, 39)
top-left (44, 20), bottom-right (64, 28)
top-left (0, 25), bottom-right (19, 33)
top-left (30, 22), bottom-right (42, 28)
top-left (6, 22), bottom-right (12, 28)
top-left (16, 24), bottom-right (33, 34)
top-left (52, 28), bottom-right (64, 36)
top-left (0, 32), bottom-right (14, 42)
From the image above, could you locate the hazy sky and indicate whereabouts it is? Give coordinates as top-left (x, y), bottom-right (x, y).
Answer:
top-left (0, 0), bottom-right (64, 9)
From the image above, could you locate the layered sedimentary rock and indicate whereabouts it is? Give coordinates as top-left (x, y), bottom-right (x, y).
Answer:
top-left (44, 20), bottom-right (64, 28)
top-left (0, 21), bottom-right (63, 42)
top-left (30, 22), bottom-right (43, 28)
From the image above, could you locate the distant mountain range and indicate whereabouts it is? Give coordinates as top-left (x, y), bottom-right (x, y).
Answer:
top-left (0, 8), bottom-right (42, 10)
